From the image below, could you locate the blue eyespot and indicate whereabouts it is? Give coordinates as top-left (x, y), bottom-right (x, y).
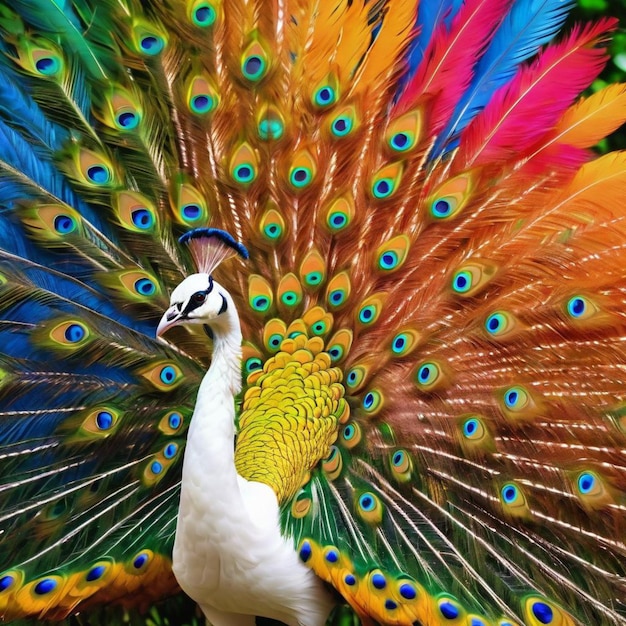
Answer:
top-left (159, 365), bottom-right (177, 384)
top-left (0, 575), bottom-right (14, 592)
top-left (331, 116), bottom-right (352, 137)
top-left (432, 199), bottom-right (452, 218)
top-left (193, 4), bottom-right (216, 26)
top-left (359, 305), bottom-right (375, 323)
top-left (140, 35), bottom-right (164, 55)
top-left (531, 601), bottom-right (554, 624)
top-left (567, 296), bottom-right (586, 318)
top-left (96, 411), bottom-right (114, 430)
top-left (64, 323), bottom-right (85, 343)
top-left (258, 118), bottom-right (283, 140)
top-left (344, 573), bottom-right (356, 585)
top-left (373, 179), bottom-right (392, 198)
top-left (242, 55), bottom-right (265, 80)
top-left (325, 549), bottom-right (339, 563)
top-left (87, 165), bottom-right (110, 184)
top-left (390, 132), bottom-right (409, 150)
top-left (371, 573), bottom-right (386, 589)
top-left (168, 412), bottom-right (182, 429)
top-left (299, 541), bottom-right (312, 562)
top-left (314, 86), bottom-right (336, 107)
top-left (380, 251), bottom-right (397, 270)
top-left (34, 578), bottom-right (57, 595)
top-left (463, 418), bottom-right (478, 437)
top-left (35, 56), bottom-right (60, 75)
top-left (131, 208), bottom-right (154, 229)
top-left (86, 565), bottom-right (106, 582)
top-left (53, 214), bottom-right (77, 234)
top-left (385, 599), bottom-right (397, 610)
top-left (577, 472), bottom-right (595, 494)
top-left (452, 270), bottom-right (472, 293)
top-left (164, 443), bottom-right (178, 459)
top-left (117, 111), bottom-right (139, 128)
top-left (343, 424), bottom-right (355, 440)
top-left (399, 583), bottom-right (416, 600)
top-left (359, 493), bottom-right (375, 511)
top-left (182, 203), bottom-right (202, 220)
top-left (439, 600), bottom-right (460, 620)
top-left (151, 461), bottom-right (163, 474)
top-left (501, 484), bottom-right (518, 504)
top-left (363, 393), bottom-right (375, 409)
top-left (133, 553), bottom-right (149, 569)
top-left (135, 277), bottom-right (156, 296)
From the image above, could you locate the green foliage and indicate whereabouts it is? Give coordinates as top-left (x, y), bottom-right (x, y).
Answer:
top-left (572, 0), bottom-right (626, 150)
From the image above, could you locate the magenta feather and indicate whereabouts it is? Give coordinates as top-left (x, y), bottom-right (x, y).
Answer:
top-left (395, 0), bottom-right (513, 131)
top-left (458, 19), bottom-right (616, 167)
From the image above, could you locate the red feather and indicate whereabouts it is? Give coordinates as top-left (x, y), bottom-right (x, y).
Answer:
top-left (394, 0), bottom-right (512, 131)
top-left (458, 18), bottom-right (617, 168)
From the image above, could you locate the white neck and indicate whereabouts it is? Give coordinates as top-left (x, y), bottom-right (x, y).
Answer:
top-left (186, 306), bottom-right (243, 493)
top-left (172, 295), bottom-right (335, 626)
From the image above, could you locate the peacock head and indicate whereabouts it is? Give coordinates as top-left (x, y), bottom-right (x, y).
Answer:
top-left (156, 228), bottom-right (248, 338)
top-left (157, 273), bottom-right (235, 337)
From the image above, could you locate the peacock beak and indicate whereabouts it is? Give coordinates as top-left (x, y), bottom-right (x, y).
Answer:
top-left (156, 306), bottom-right (182, 337)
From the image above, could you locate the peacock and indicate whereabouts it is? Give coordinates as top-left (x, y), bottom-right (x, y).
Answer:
top-left (0, 0), bottom-right (625, 625)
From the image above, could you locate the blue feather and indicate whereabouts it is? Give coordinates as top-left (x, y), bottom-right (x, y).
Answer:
top-left (0, 68), bottom-right (67, 151)
top-left (433, 0), bottom-right (576, 157)
top-left (405, 0), bottom-right (464, 78)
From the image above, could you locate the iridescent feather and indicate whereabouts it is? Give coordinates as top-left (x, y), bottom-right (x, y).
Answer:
top-left (0, 1), bottom-right (625, 625)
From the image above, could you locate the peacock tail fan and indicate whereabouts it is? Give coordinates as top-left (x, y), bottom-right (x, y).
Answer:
top-left (0, 0), bottom-right (625, 624)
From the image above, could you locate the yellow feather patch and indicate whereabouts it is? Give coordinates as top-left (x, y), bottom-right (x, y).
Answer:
top-left (555, 83), bottom-right (626, 148)
top-left (325, 328), bottom-right (353, 363)
top-left (236, 334), bottom-right (345, 502)
top-left (385, 108), bottom-right (423, 153)
top-left (185, 74), bottom-right (219, 116)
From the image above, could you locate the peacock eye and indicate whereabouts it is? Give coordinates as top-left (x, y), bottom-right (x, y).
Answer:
top-left (192, 291), bottom-right (207, 303)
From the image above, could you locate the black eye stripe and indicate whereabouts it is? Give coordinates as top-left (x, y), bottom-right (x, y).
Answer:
top-left (180, 277), bottom-right (215, 317)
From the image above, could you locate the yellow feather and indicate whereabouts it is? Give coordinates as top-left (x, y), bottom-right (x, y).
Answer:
top-left (554, 83), bottom-right (626, 148)
top-left (350, 0), bottom-right (417, 97)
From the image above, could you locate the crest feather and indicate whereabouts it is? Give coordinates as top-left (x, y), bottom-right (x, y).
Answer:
top-left (179, 228), bottom-right (249, 274)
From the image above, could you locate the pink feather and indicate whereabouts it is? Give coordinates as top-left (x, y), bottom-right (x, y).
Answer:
top-left (394, 0), bottom-right (512, 132)
top-left (458, 19), bottom-right (617, 168)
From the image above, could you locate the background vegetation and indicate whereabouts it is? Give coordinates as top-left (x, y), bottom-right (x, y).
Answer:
top-left (8, 1), bottom-right (626, 625)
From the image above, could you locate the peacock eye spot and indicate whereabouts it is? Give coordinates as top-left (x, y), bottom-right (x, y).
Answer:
top-left (432, 198), bottom-right (452, 218)
top-left (439, 600), bottom-right (460, 620)
top-left (131, 208), bottom-right (153, 229)
top-left (193, 5), bottom-right (216, 26)
top-left (140, 35), bottom-right (164, 54)
top-left (86, 565), bottom-right (106, 582)
top-left (118, 111), bottom-right (138, 128)
top-left (531, 601), bottom-right (554, 624)
top-left (36, 57), bottom-right (57, 74)
top-left (135, 277), bottom-right (156, 296)
top-left (53, 214), bottom-right (77, 234)
top-left (95, 410), bottom-right (114, 430)
top-left (34, 578), bottom-right (57, 595)
top-left (182, 204), bottom-right (202, 220)
top-left (391, 132), bottom-right (409, 150)
top-left (133, 553), bottom-right (149, 569)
